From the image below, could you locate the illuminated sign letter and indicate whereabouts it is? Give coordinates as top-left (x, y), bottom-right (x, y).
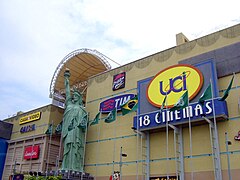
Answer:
top-left (19, 112), bottom-right (41, 125)
top-left (147, 64), bottom-right (203, 108)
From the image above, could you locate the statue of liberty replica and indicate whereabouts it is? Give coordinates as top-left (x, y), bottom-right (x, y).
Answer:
top-left (61, 69), bottom-right (88, 172)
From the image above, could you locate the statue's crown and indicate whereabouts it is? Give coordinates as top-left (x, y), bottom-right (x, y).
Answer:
top-left (73, 87), bottom-right (82, 97)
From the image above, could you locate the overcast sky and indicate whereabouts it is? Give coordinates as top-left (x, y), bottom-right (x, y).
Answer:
top-left (0, 0), bottom-right (240, 120)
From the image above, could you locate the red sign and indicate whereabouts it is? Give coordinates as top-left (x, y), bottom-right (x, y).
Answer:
top-left (24, 145), bottom-right (40, 160)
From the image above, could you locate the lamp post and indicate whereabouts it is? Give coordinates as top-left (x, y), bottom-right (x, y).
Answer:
top-left (55, 156), bottom-right (59, 176)
top-left (225, 132), bottom-right (232, 180)
top-left (119, 147), bottom-right (127, 180)
top-left (13, 160), bottom-right (20, 179)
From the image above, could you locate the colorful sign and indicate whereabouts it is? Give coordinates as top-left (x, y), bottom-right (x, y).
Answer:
top-left (20, 124), bottom-right (36, 133)
top-left (24, 145), bottom-right (40, 160)
top-left (109, 171), bottom-right (120, 180)
top-left (234, 131), bottom-right (240, 141)
top-left (19, 112), bottom-right (41, 125)
top-left (133, 99), bottom-right (228, 131)
top-left (112, 72), bottom-right (126, 91)
top-left (11, 174), bottom-right (24, 180)
top-left (147, 64), bottom-right (203, 108)
top-left (150, 176), bottom-right (178, 180)
top-left (100, 94), bottom-right (135, 113)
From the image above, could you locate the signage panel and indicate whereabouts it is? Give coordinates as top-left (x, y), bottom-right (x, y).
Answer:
top-left (112, 72), bottom-right (126, 91)
top-left (20, 124), bottom-right (36, 133)
top-left (24, 145), bottom-right (40, 160)
top-left (147, 64), bottom-right (203, 108)
top-left (138, 60), bottom-right (219, 115)
top-left (150, 176), bottom-right (178, 180)
top-left (133, 99), bottom-right (228, 131)
top-left (100, 94), bottom-right (135, 113)
top-left (0, 120), bottom-right (13, 140)
top-left (19, 112), bottom-right (41, 125)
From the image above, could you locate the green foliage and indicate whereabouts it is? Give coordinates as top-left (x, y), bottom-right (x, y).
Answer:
top-left (24, 175), bottom-right (62, 180)
top-left (46, 175), bottom-right (62, 180)
top-left (37, 176), bottom-right (46, 180)
top-left (24, 175), bottom-right (36, 180)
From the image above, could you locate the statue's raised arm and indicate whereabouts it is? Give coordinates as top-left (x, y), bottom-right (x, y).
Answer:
top-left (64, 69), bottom-right (71, 105)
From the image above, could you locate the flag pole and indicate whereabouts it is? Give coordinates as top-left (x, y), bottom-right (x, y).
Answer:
top-left (136, 104), bottom-right (139, 180)
top-left (232, 72), bottom-right (240, 112)
top-left (45, 120), bottom-right (53, 179)
top-left (173, 124), bottom-right (178, 180)
top-left (183, 70), bottom-right (193, 180)
top-left (112, 108), bottom-right (117, 177)
top-left (165, 94), bottom-right (169, 180)
top-left (95, 111), bottom-right (102, 179)
top-left (56, 123), bottom-right (63, 175)
top-left (166, 92), bottom-right (178, 180)
top-left (210, 78), bottom-right (222, 180)
top-left (38, 127), bottom-right (45, 175)
top-left (187, 91), bottom-right (194, 180)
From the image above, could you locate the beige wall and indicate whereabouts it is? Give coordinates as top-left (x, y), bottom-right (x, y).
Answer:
top-left (4, 104), bottom-right (63, 140)
top-left (2, 24), bottom-right (240, 180)
top-left (85, 24), bottom-right (240, 179)
top-left (2, 104), bottom-right (64, 180)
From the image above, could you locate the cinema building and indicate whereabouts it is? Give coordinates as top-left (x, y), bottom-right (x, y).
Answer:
top-left (2, 24), bottom-right (240, 180)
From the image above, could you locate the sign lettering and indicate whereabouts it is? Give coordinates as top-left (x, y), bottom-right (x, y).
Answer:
top-left (112, 72), bottom-right (126, 91)
top-left (150, 176), bottom-right (178, 180)
top-left (100, 94), bottom-right (135, 113)
top-left (133, 99), bottom-right (228, 130)
top-left (24, 145), bottom-right (40, 160)
top-left (20, 124), bottom-right (36, 133)
top-left (19, 112), bottom-right (41, 125)
top-left (147, 64), bottom-right (203, 108)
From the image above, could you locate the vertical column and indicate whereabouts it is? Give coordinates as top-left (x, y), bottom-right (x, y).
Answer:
top-left (169, 124), bottom-right (184, 180)
top-left (145, 132), bottom-right (150, 180)
top-left (202, 116), bottom-right (222, 180)
top-left (141, 132), bottom-right (147, 180)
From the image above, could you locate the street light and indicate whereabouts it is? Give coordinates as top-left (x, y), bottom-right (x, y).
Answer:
top-left (119, 147), bottom-right (127, 180)
top-left (13, 160), bottom-right (20, 174)
top-left (225, 132), bottom-right (232, 180)
top-left (13, 160), bottom-right (20, 179)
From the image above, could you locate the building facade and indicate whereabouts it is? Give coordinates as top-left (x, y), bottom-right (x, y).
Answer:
top-left (2, 105), bottom-right (63, 180)
top-left (2, 24), bottom-right (240, 180)
top-left (84, 24), bottom-right (240, 180)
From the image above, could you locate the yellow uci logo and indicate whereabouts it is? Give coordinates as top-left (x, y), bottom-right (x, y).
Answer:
top-left (147, 64), bottom-right (203, 108)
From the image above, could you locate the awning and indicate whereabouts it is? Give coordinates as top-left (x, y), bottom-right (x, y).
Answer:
top-left (49, 48), bottom-right (112, 103)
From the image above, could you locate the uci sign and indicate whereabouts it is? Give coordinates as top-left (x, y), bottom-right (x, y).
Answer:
top-left (147, 64), bottom-right (203, 108)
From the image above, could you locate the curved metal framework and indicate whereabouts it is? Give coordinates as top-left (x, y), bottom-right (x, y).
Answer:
top-left (49, 48), bottom-right (112, 99)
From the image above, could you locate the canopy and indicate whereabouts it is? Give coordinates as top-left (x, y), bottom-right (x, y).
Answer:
top-left (49, 49), bottom-right (111, 103)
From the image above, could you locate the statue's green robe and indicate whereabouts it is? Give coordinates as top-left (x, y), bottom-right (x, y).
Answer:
top-left (61, 99), bottom-right (87, 172)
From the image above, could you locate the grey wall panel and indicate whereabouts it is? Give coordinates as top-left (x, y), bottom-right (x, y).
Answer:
top-left (0, 121), bottom-right (13, 140)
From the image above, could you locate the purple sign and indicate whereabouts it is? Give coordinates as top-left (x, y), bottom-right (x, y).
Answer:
top-left (112, 72), bottom-right (126, 91)
top-left (100, 94), bottom-right (135, 113)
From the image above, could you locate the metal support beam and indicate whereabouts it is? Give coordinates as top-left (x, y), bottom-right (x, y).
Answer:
top-left (225, 132), bottom-right (232, 180)
top-left (168, 124), bottom-right (184, 180)
top-left (202, 116), bottom-right (222, 180)
top-left (145, 132), bottom-right (150, 180)
top-left (133, 130), bottom-right (149, 180)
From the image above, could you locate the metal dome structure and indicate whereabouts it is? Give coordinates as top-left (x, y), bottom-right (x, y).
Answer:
top-left (49, 48), bottom-right (112, 103)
